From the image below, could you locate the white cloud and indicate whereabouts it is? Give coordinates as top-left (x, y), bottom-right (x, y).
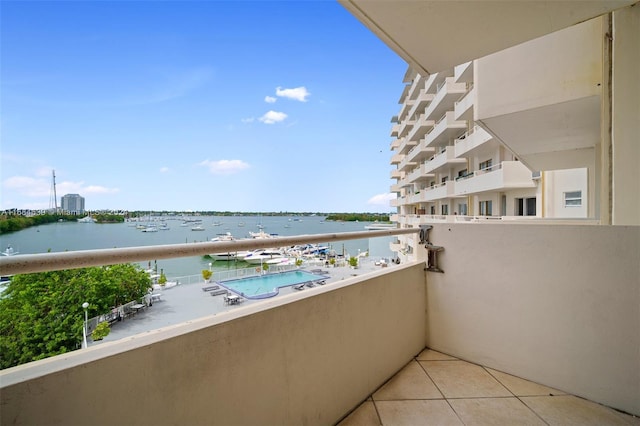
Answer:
top-left (199, 159), bottom-right (250, 175)
top-left (264, 96), bottom-right (276, 103)
top-left (4, 176), bottom-right (50, 197)
top-left (3, 175), bottom-right (119, 198)
top-left (160, 167), bottom-right (169, 173)
top-left (241, 117), bottom-right (255, 123)
top-left (259, 110), bottom-right (287, 124)
top-left (367, 193), bottom-right (396, 206)
top-left (82, 185), bottom-right (120, 194)
top-left (276, 86), bottom-right (310, 102)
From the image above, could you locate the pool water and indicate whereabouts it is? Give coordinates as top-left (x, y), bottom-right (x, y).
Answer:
top-left (219, 270), bottom-right (327, 299)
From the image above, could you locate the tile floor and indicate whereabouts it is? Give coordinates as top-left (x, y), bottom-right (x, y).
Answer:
top-left (338, 348), bottom-right (639, 426)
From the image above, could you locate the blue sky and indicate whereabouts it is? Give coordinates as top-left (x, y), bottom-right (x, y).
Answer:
top-left (1, 1), bottom-right (406, 213)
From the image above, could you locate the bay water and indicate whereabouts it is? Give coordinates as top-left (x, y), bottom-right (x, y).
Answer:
top-left (1, 215), bottom-right (394, 279)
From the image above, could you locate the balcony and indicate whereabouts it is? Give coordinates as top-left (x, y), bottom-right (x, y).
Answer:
top-left (397, 117), bottom-right (416, 138)
top-left (454, 60), bottom-right (473, 83)
top-left (406, 90), bottom-right (435, 127)
top-left (389, 138), bottom-right (401, 151)
top-left (454, 84), bottom-right (475, 121)
top-left (454, 125), bottom-right (494, 158)
top-left (406, 113), bottom-right (436, 144)
top-left (455, 161), bottom-right (536, 195)
top-left (424, 146), bottom-right (467, 174)
top-left (1, 225), bottom-right (638, 423)
top-left (405, 136), bottom-right (436, 165)
top-left (424, 111), bottom-right (467, 148)
top-left (397, 136), bottom-right (418, 155)
top-left (390, 123), bottom-right (400, 138)
top-left (390, 169), bottom-right (403, 180)
top-left (422, 181), bottom-right (455, 201)
top-left (390, 153), bottom-right (404, 165)
top-left (423, 77), bottom-right (468, 121)
top-left (406, 163), bottom-right (435, 183)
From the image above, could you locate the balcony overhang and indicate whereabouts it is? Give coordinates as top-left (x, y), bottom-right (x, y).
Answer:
top-left (338, 0), bottom-right (635, 75)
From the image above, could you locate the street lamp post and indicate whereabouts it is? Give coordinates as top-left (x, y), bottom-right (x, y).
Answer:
top-left (82, 302), bottom-right (89, 349)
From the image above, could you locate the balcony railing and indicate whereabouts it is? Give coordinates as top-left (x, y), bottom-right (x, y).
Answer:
top-left (0, 228), bottom-right (426, 425)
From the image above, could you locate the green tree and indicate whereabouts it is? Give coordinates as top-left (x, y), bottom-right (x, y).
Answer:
top-left (0, 264), bottom-right (151, 369)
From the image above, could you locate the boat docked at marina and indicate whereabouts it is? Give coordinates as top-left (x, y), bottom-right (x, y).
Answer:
top-left (1, 245), bottom-right (19, 256)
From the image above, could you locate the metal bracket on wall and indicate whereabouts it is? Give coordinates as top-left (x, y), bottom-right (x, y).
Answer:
top-left (425, 242), bottom-right (444, 273)
top-left (420, 225), bottom-right (444, 273)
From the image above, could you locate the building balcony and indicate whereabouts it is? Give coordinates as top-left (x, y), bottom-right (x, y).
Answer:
top-left (397, 154), bottom-right (417, 172)
top-left (407, 114), bottom-right (436, 143)
top-left (397, 137), bottom-right (418, 155)
top-left (424, 146), bottom-right (467, 174)
top-left (390, 169), bottom-right (403, 180)
top-left (389, 138), bottom-right (401, 151)
top-left (424, 111), bottom-right (468, 148)
top-left (397, 117), bottom-right (416, 138)
top-left (390, 123), bottom-right (400, 138)
top-left (423, 77), bottom-right (468, 121)
top-left (1, 225), bottom-right (638, 423)
top-left (454, 125), bottom-right (494, 158)
top-left (422, 180), bottom-right (455, 201)
top-left (390, 183), bottom-right (403, 193)
top-left (455, 161), bottom-right (536, 196)
top-left (406, 163), bottom-right (435, 183)
top-left (390, 153), bottom-right (405, 165)
top-left (406, 90), bottom-right (435, 125)
top-left (405, 137), bottom-right (436, 165)
top-left (454, 60), bottom-right (473, 84)
top-left (454, 84), bottom-right (475, 121)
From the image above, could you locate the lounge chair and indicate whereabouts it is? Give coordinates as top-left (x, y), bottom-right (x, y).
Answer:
top-left (210, 289), bottom-right (227, 296)
top-left (306, 282), bottom-right (316, 288)
top-left (293, 283), bottom-right (305, 291)
top-left (202, 285), bottom-right (219, 292)
top-left (316, 280), bottom-right (326, 285)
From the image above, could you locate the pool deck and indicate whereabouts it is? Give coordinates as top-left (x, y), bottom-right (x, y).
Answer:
top-left (93, 260), bottom-right (395, 345)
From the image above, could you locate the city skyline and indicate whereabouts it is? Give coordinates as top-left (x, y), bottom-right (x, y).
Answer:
top-left (1, 1), bottom-right (406, 213)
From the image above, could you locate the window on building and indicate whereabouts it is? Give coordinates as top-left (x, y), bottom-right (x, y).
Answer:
top-left (479, 159), bottom-right (493, 171)
top-left (458, 203), bottom-right (468, 215)
top-left (479, 200), bottom-right (492, 216)
top-left (430, 205), bottom-right (436, 214)
top-left (441, 204), bottom-right (449, 215)
top-left (441, 176), bottom-right (448, 184)
top-left (564, 191), bottom-right (582, 207)
top-left (516, 197), bottom-right (537, 216)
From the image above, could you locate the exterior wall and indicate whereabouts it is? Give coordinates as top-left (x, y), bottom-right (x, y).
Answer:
top-left (425, 223), bottom-right (640, 416)
top-left (544, 168), bottom-right (589, 218)
top-left (0, 263), bottom-right (427, 426)
top-left (612, 5), bottom-right (640, 225)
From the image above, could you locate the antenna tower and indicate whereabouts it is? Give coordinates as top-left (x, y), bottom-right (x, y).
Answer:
top-left (49, 170), bottom-right (58, 213)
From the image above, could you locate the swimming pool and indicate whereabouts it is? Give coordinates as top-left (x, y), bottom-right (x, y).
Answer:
top-left (219, 270), bottom-right (328, 299)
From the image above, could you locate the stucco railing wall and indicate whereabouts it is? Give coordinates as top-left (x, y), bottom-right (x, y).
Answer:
top-left (424, 223), bottom-right (640, 416)
top-left (1, 262), bottom-right (427, 425)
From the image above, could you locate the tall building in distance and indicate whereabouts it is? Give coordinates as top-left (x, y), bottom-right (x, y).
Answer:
top-left (60, 194), bottom-right (85, 215)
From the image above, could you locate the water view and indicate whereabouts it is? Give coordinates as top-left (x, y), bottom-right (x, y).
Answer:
top-left (0, 215), bottom-right (394, 279)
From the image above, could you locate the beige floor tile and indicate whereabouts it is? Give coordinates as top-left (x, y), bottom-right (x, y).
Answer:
top-left (373, 360), bottom-right (443, 401)
top-left (420, 360), bottom-right (511, 398)
top-left (376, 400), bottom-right (463, 426)
top-left (486, 368), bottom-right (565, 396)
top-left (449, 397), bottom-right (547, 426)
top-left (416, 348), bottom-right (459, 361)
top-left (521, 395), bottom-right (638, 426)
top-left (338, 400), bottom-right (381, 426)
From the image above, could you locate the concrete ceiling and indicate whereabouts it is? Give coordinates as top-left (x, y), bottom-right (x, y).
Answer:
top-left (339, 0), bottom-right (636, 74)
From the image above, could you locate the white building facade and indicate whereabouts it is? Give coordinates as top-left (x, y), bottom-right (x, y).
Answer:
top-left (390, 62), bottom-right (592, 224)
top-left (60, 193), bottom-right (85, 215)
